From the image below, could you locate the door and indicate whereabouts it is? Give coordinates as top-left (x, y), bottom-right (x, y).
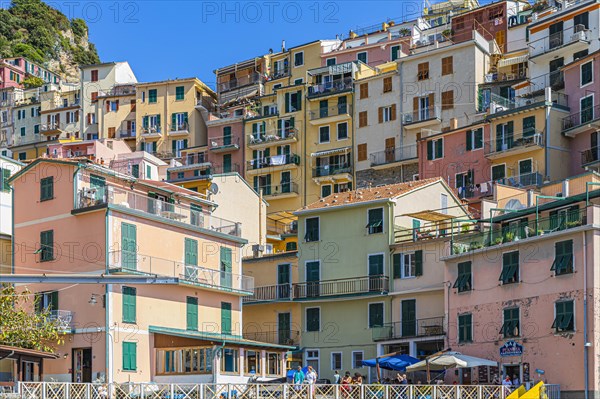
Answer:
top-left (419, 97), bottom-right (430, 120)
top-left (548, 22), bottom-right (563, 49)
top-left (222, 154), bottom-right (232, 173)
top-left (278, 312), bottom-right (291, 345)
top-left (385, 137), bottom-right (396, 163)
top-left (496, 123), bottom-right (514, 151)
top-left (306, 261), bottom-right (320, 298)
top-left (281, 171), bottom-right (291, 193)
top-left (368, 254), bottom-right (384, 292)
top-left (121, 223), bottom-right (137, 270)
top-left (319, 100), bottom-right (328, 118)
top-left (277, 263), bottom-right (291, 299)
top-left (220, 247), bottom-right (232, 288)
top-left (401, 299), bottom-right (416, 337)
top-left (223, 126), bottom-right (232, 145)
top-left (338, 96), bottom-right (347, 114)
top-left (518, 159), bottom-right (533, 185)
top-left (549, 58), bottom-right (564, 87)
top-left (72, 348), bottom-right (92, 382)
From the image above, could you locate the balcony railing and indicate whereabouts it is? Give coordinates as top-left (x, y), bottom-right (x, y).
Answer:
top-left (119, 129), bottom-right (136, 138)
top-left (484, 130), bottom-right (544, 155)
top-left (529, 25), bottom-right (590, 58)
top-left (582, 146), bottom-right (600, 167)
top-left (402, 106), bottom-right (441, 124)
top-left (169, 123), bottom-right (189, 133)
top-left (309, 104), bottom-right (352, 120)
top-left (108, 250), bottom-right (253, 294)
top-left (48, 310), bottom-right (74, 331)
top-left (312, 163), bottom-right (352, 178)
top-left (209, 135), bottom-right (240, 150)
top-left (247, 153), bottom-right (300, 171)
top-left (528, 71), bottom-right (565, 92)
top-left (218, 72), bottom-right (263, 93)
top-left (497, 172), bottom-right (543, 188)
top-left (247, 127), bottom-right (299, 146)
top-left (244, 284), bottom-right (294, 302)
top-left (74, 186), bottom-right (241, 237)
top-left (269, 66), bottom-right (290, 80)
top-left (372, 317), bottom-right (446, 341)
top-left (370, 144), bottom-right (417, 166)
top-left (141, 126), bottom-right (162, 135)
top-left (267, 219), bottom-right (298, 235)
top-left (245, 107), bottom-right (278, 119)
top-left (40, 123), bottom-right (62, 134)
top-left (243, 330), bottom-right (300, 346)
top-left (295, 275), bottom-right (388, 300)
top-left (258, 182), bottom-right (299, 197)
top-left (562, 104), bottom-right (599, 132)
top-left (307, 77), bottom-right (353, 98)
top-left (450, 207), bottom-right (587, 255)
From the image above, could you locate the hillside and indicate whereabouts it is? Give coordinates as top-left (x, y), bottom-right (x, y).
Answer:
top-left (0, 0), bottom-right (100, 82)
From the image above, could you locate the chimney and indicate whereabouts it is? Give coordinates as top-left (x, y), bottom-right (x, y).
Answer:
top-left (450, 118), bottom-right (458, 130)
top-left (527, 190), bottom-right (534, 207)
top-left (281, 40), bottom-right (286, 52)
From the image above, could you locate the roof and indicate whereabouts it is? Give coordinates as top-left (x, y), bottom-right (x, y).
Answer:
top-left (0, 344), bottom-right (59, 359)
top-left (0, 154), bottom-right (25, 166)
top-left (148, 326), bottom-right (295, 350)
top-left (297, 178), bottom-right (444, 213)
top-left (243, 250), bottom-right (298, 263)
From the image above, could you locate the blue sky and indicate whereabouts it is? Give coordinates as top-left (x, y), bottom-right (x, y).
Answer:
top-left (49, 0), bottom-right (429, 88)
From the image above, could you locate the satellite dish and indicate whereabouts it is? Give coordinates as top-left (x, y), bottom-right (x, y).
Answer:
top-left (209, 183), bottom-right (219, 195)
top-left (505, 199), bottom-right (525, 210)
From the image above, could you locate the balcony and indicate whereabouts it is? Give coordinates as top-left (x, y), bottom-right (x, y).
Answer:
top-left (141, 126), bottom-right (162, 139)
top-left (247, 153), bottom-right (300, 172)
top-left (267, 218), bottom-right (298, 236)
top-left (486, 89), bottom-right (568, 115)
top-left (449, 207), bottom-right (587, 256)
top-left (497, 172), bottom-right (543, 188)
top-left (370, 144), bottom-right (417, 167)
top-left (562, 104), bottom-right (600, 136)
top-left (527, 71), bottom-right (566, 94)
top-left (40, 123), bottom-right (63, 135)
top-left (582, 146), bottom-right (600, 168)
top-left (209, 135), bottom-right (240, 152)
top-left (529, 25), bottom-right (591, 60)
top-left (244, 284), bottom-right (294, 303)
top-left (269, 66), bottom-right (291, 81)
top-left (108, 250), bottom-right (253, 295)
top-left (309, 104), bottom-right (352, 125)
top-left (119, 129), bottom-right (136, 139)
top-left (48, 310), bottom-right (74, 332)
top-left (312, 163), bottom-right (352, 178)
top-left (260, 182), bottom-right (299, 198)
top-left (307, 77), bottom-right (353, 99)
top-left (218, 72), bottom-right (263, 93)
top-left (247, 127), bottom-right (299, 148)
top-left (74, 186), bottom-right (242, 238)
top-left (294, 275), bottom-right (388, 300)
top-left (243, 330), bottom-right (300, 347)
top-left (484, 130), bottom-right (544, 159)
top-left (372, 317), bottom-right (446, 341)
top-left (245, 107), bottom-right (279, 120)
top-left (402, 106), bottom-right (441, 129)
top-left (168, 122), bottom-right (189, 137)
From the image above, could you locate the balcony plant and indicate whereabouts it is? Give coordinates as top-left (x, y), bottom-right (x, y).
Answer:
top-left (566, 220), bottom-right (582, 228)
top-left (503, 232), bottom-right (515, 243)
top-left (493, 237), bottom-right (503, 245)
top-left (399, 28), bottom-right (411, 37)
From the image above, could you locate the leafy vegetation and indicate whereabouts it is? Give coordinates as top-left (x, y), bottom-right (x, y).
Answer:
top-left (0, 0), bottom-right (99, 72)
top-left (22, 75), bottom-right (44, 88)
top-left (0, 284), bottom-right (64, 352)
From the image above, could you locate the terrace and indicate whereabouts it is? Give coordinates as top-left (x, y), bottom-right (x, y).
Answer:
top-left (372, 316), bottom-right (446, 341)
top-left (562, 104), bottom-right (600, 136)
top-left (581, 146), bottom-right (599, 168)
top-left (529, 24), bottom-right (591, 61)
top-left (484, 129), bottom-right (544, 158)
top-left (243, 330), bottom-right (300, 347)
top-left (370, 144), bottom-right (417, 167)
top-left (309, 104), bottom-right (352, 124)
top-left (209, 135), bottom-right (240, 152)
top-left (247, 153), bottom-right (300, 171)
top-left (247, 127), bottom-right (299, 148)
top-left (402, 106), bottom-right (441, 128)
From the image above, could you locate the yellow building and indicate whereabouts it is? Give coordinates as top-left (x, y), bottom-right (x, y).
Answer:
top-left (136, 78), bottom-right (216, 159)
top-left (96, 84), bottom-right (137, 150)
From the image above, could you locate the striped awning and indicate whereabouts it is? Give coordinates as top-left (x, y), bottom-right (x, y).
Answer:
top-left (310, 146), bottom-right (351, 157)
top-left (498, 54), bottom-right (528, 68)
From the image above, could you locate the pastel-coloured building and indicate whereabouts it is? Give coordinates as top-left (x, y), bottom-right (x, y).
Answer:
top-left (96, 84), bottom-right (137, 150)
top-left (0, 57), bottom-right (59, 89)
top-left (0, 155), bottom-right (23, 275)
top-left (8, 158), bottom-right (289, 383)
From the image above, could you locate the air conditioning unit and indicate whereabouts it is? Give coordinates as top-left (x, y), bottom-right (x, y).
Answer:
top-left (404, 114), bottom-right (413, 123)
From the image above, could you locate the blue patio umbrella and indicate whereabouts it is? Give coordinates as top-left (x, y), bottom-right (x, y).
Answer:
top-left (286, 366), bottom-right (308, 381)
top-left (362, 354), bottom-right (420, 371)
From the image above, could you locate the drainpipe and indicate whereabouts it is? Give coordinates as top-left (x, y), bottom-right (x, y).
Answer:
top-left (583, 230), bottom-right (589, 399)
top-left (398, 61), bottom-right (404, 179)
top-left (544, 87), bottom-right (551, 181)
top-left (105, 208), bottom-right (113, 384)
top-left (303, 85), bottom-right (307, 206)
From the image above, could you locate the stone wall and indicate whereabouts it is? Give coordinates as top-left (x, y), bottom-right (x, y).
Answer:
top-left (356, 162), bottom-right (419, 188)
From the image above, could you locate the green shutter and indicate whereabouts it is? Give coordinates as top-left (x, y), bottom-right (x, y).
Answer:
top-left (156, 114), bottom-right (161, 128)
top-left (306, 308), bottom-right (320, 331)
top-left (122, 287), bottom-right (136, 323)
top-left (475, 128), bottom-right (483, 149)
top-left (40, 177), bottom-right (54, 201)
top-left (171, 113), bottom-right (176, 129)
top-left (1, 168), bottom-right (10, 192)
top-left (121, 223), bottom-right (137, 270)
top-left (50, 291), bottom-right (58, 311)
top-left (221, 302), bottom-right (232, 335)
top-left (284, 93), bottom-right (290, 113)
top-left (185, 238), bottom-right (198, 266)
top-left (369, 303), bottom-right (384, 328)
top-left (186, 296), bottom-right (198, 330)
top-left (40, 230), bottom-right (54, 261)
top-left (435, 139), bottom-right (443, 159)
top-left (122, 342), bottom-right (137, 371)
top-left (392, 254), bottom-right (402, 278)
top-left (466, 130), bottom-right (473, 151)
top-left (220, 247), bottom-right (233, 288)
top-left (427, 140), bottom-right (433, 160)
top-left (143, 116), bottom-right (149, 128)
top-left (414, 250), bottom-right (423, 276)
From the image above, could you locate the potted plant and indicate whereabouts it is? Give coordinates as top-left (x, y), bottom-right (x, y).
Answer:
top-left (461, 224), bottom-right (472, 233)
top-left (442, 29), bottom-right (453, 38)
top-left (399, 28), bottom-right (411, 37)
top-left (504, 232), bottom-right (515, 243)
top-left (494, 237), bottom-right (503, 245)
top-left (566, 220), bottom-right (582, 228)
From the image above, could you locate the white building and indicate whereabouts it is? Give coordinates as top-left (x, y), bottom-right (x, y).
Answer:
top-left (0, 155), bottom-right (23, 273)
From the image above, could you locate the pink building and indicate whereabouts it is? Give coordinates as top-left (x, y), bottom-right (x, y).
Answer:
top-left (562, 51), bottom-right (600, 175)
top-left (444, 186), bottom-right (600, 397)
top-left (205, 106), bottom-right (245, 176)
top-left (0, 58), bottom-right (59, 89)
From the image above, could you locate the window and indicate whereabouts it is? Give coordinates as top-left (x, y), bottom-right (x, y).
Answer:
top-left (453, 261), bottom-right (472, 292)
top-left (574, 50), bottom-right (588, 61)
top-left (551, 240), bottom-right (574, 275)
top-left (441, 90), bottom-right (454, 110)
top-left (501, 308), bottom-right (520, 338)
top-left (359, 111), bottom-right (368, 127)
top-left (553, 300), bottom-right (574, 332)
top-left (441, 56), bottom-right (453, 75)
top-left (466, 128), bottom-right (483, 151)
top-left (331, 352), bottom-right (342, 370)
top-left (581, 61), bottom-right (593, 86)
top-left (491, 164), bottom-right (506, 181)
top-left (0, 168), bottom-right (10, 192)
top-left (357, 52), bottom-right (368, 64)
top-left (285, 91), bottom-right (302, 112)
top-left (391, 45), bottom-right (400, 61)
top-left (383, 77), bottom-right (392, 93)
top-left (522, 116), bottom-right (536, 137)
top-left (358, 143), bottom-right (367, 161)
top-left (90, 70), bottom-right (98, 82)
top-left (574, 11), bottom-right (589, 29)
top-left (319, 126), bottom-right (330, 143)
top-left (306, 307), bottom-right (320, 331)
top-left (321, 184), bottom-right (332, 198)
top-left (368, 303), bottom-right (384, 328)
top-left (392, 251), bottom-right (423, 278)
top-left (426, 138), bottom-right (443, 160)
top-left (122, 287), bottom-right (136, 323)
top-left (294, 51), bottom-right (304, 66)
top-left (337, 122), bottom-right (348, 140)
top-left (221, 302), bottom-right (232, 335)
top-left (379, 105), bottom-right (396, 123)
top-left (352, 351), bottom-right (363, 369)
top-left (267, 353), bottom-right (281, 375)
top-left (186, 296), bottom-right (198, 330)
top-left (326, 58), bottom-right (336, 66)
top-left (246, 350), bottom-right (260, 375)
top-left (148, 89), bottom-right (157, 103)
top-left (418, 62), bottom-right (429, 80)
top-left (176, 86), bottom-right (185, 100)
top-left (122, 342), bottom-right (137, 371)
top-left (221, 348), bottom-right (239, 373)
top-left (141, 91), bottom-right (146, 102)
top-left (500, 251), bottom-right (519, 285)
top-left (458, 314), bottom-right (473, 343)
top-left (20, 127), bottom-right (25, 137)
top-left (18, 153), bottom-right (26, 161)
top-left (360, 83), bottom-right (369, 99)
top-left (367, 208), bottom-right (384, 234)
top-left (40, 230), bottom-right (54, 262)
top-left (580, 95), bottom-right (594, 124)
top-left (40, 176), bottom-right (54, 201)
top-left (305, 217), bottom-right (319, 242)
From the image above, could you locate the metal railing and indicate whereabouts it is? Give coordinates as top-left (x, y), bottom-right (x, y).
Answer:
top-left (295, 275), bottom-right (388, 299)
top-left (243, 330), bottom-right (300, 346)
top-left (74, 186), bottom-right (241, 237)
top-left (119, 129), bottom-right (136, 138)
top-left (562, 104), bottom-right (599, 131)
top-left (218, 72), bottom-right (263, 93)
top-left (528, 70), bottom-right (565, 92)
top-left (169, 122), bottom-right (189, 133)
top-left (372, 316), bottom-right (446, 341)
top-left (247, 154), bottom-right (300, 171)
top-left (141, 126), bottom-right (162, 135)
top-left (245, 107), bottom-right (278, 119)
top-left (312, 163), bottom-right (352, 178)
top-left (108, 250), bottom-right (253, 293)
top-left (209, 135), bottom-right (240, 150)
top-left (582, 146), bottom-right (599, 167)
top-left (497, 172), bottom-right (543, 188)
top-left (269, 66), bottom-right (290, 80)
top-left (529, 24), bottom-right (590, 58)
top-left (309, 104), bottom-right (352, 120)
top-left (254, 182), bottom-right (299, 197)
top-left (247, 127), bottom-right (299, 145)
top-left (402, 106), bottom-right (441, 124)
top-left (244, 283), bottom-right (294, 302)
top-left (370, 144), bottom-right (417, 166)
top-left (484, 130), bottom-right (544, 155)
top-left (266, 219), bottom-right (297, 235)
top-left (18, 382), bottom-right (556, 399)
top-left (307, 77), bottom-right (353, 97)
top-left (40, 123), bottom-right (61, 133)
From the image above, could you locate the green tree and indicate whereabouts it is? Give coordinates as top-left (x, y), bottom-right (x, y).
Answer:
top-left (0, 284), bottom-right (64, 352)
top-left (22, 76), bottom-right (45, 89)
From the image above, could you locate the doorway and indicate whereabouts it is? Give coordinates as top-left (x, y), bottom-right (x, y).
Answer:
top-left (503, 364), bottom-right (521, 384)
top-left (72, 348), bottom-right (92, 383)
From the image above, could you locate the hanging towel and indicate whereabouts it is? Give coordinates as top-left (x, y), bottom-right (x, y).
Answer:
top-left (270, 155), bottom-right (286, 165)
top-left (480, 182), bottom-right (489, 193)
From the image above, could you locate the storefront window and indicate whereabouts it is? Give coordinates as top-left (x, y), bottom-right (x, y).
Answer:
top-left (267, 352), bottom-right (281, 376)
top-left (245, 350), bottom-right (260, 375)
top-left (156, 347), bottom-right (212, 375)
top-left (221, 348), bottom-right (239, 373)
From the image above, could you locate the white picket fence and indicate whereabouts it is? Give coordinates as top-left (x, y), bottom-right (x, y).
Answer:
top-left (13, 382), bottom-right (560, 399)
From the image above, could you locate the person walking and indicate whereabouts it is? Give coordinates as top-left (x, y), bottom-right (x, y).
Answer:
top-left (306, 366), bottom-right (318, 396)
top-left (341, 372), bottom-right (353, 398)
top-left (334, 370), bottom-right (341, 384)
top-left (293, 366), bottom-right (305, 392)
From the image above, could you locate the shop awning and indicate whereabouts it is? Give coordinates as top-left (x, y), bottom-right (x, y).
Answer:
top-left (402, 210), bottom-right (455, 222)
top-left (310, 147), bottom-right (351, 157)
top-left (267, 211), bottom-right (297, 224)
top-left (498, 54), bottom-right (528, 68)
top-left (0, 344), bottom-right (59, 359)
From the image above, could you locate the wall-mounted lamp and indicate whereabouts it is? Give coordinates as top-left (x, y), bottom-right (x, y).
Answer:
top-left (63, 353), bottom-right (68, 359)
top-left (88, 293), bottom-right (104, 306)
